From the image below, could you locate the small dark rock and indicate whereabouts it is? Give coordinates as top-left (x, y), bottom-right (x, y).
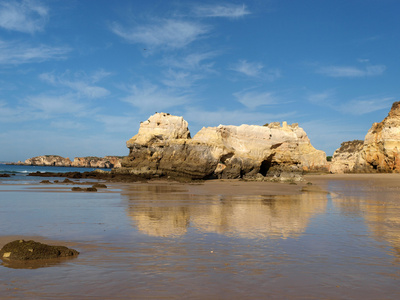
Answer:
top-left (92, 183), bottom-right (107, 189)
top-left (71, 187), bottom-right (97, 192)
top-left (40, 180), bottom-right (52, 184)
top-left (71, 187), bottom-right (83, 191)
top-left (63, 178), bottom-right (73, 183)
top-left (0, 240), bottom-right (79, 261)
top-left (0, 174), bottom-right (11, 177)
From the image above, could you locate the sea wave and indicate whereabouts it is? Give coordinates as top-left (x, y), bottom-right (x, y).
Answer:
top-left (0, 170), bottom-right (30, 174)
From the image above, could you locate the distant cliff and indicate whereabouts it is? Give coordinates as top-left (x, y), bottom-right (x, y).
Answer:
top-left (331, 101), bottom-right (400, 173)
top-left (118, 112), bottom-right (327, 180)
top-left (16, 155), bottom-right (123, 168)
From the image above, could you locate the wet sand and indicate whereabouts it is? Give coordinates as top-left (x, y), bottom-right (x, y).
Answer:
top-left (2, 174), bottom-right (400, 299)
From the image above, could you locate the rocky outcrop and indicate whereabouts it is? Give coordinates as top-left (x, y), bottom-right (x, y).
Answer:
top-left (361, 101), bottom-right (400, 172)
top-left (17, 155), bottom-right (122, 168)
top-left (24, 155), bottom-right (72, 167)
top-left (71, 156), bottom-right (122, 168)
top-left (120, 112), bottom-right (327, 179)
top-left (330, 140), bottom-right (364, 173)
top-left (331, 101), bottom-right (400, 173)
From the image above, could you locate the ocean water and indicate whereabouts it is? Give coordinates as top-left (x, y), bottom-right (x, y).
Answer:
top-left (0, 164), bottom-right (111, 184)
top-left (1, 170), bottom-right (400, 299)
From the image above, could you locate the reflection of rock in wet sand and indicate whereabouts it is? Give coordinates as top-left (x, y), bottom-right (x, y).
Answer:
top-left (331, 184), bottom-right (400, 258)
top-left (124, 184), bottom-right (327, 239)
top-left (132, 206), bottom-right (190, 237)
top-left (191, 193), bottom-right (327, 239)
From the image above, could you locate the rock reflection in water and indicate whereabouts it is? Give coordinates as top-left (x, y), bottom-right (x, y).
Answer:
top-left (123, 184), bottom-right (328, 239)
top-left (330, 181), bottom-right (400, 259)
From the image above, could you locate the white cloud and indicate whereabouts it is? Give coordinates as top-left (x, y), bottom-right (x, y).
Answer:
top-left (339, 97), bottom-right (394, 115)
top-left (163, 51), bottom-right (217, 71)
top-left (0, 93), bottom-right (89, 123)
top-left (39, 71), bottom-right (110, 99)
top-left (194, 3), bottom-right (250, 18)
top-left (307, 90), bottom-right (336, 105)
top-left (0, 0), bottom-right (48, 33)
top-left (111, 19), bottom-right (209, 49)
top-left (26, 93), bottom-right (88, 117)
top-left (231, 60), bottom-right (281, 81)
top-left (122, 83), bottom-right (188, 111)
top-left (95, 114), bottom-right (141, 133)
top-left (233, 89), bottom-right (280, 110)
top-left (317, 64), bottom-right (386, 77)
top-left (161, 69), bottom-right (201, 88)
top-left (307, 90), bottom-right (394, 116)
top-left (50, 120), bottom-right (87, 130)
top-left (0, 39), bottom-right (70, 64)
top-left (232, 60), bottom-right (263, 77)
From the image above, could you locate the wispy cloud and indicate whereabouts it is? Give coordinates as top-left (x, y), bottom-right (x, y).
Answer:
top-left (307, 90), bottom-right (394, 116)
top-left (0, 39), bottom-right (70, 64)
top-left (0, 0), bottom-right (48, 33)
top-left (317, 64), bottom-right (386, 77)
top-left (161, 69), bottom-right (202, 88)
top-left (0, 93), bottom-right (89, 123)
top-left (194, 3), bottom-right (250, 18)
top-left (39, 71), bottom-right (110, 99)
top-left (307, 90), bottom-right (336, 105)
top-left (233, 89), bottom-right (280, 110)
top-left (338, 97), bottom-right (394, 115)
top-left (95, 114), bottom-right (141, 133)
top-left (231, 59), bottom-right (281, 81)
top-left (231, 60), bottom-right (263, 77)
top-left (163, 51), bottom-right (218, 71)
top-left (301, 119), bottom-right (367, 155)
top-left (122, 83), bottom-right (188, 111)
top-left (26, 93), bottom-right (88, 117)
top-left (50, 120), bottom-right (87, 130)
top-left (111, 19), bottom-right (209, 49)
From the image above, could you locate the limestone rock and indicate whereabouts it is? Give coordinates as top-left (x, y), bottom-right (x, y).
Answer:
top-left (121, 112), bottom-right (327, 179)
top-left (330, 140), bottom-right (364, 173)
top-left (361, 101), bottom-right (400, 172)
top-left (331, 101), bottom-right (400, 173)
top-left (24, 155), bottom-right (72, 167)
top-left (126, 112), bottom-right (190, 147)
top-left (71, 156), bottom-right (122, 168)
top-left (20, 155), bottom-right (122, 168)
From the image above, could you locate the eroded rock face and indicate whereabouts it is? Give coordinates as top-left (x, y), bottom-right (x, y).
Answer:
top-left (331, 101), bottom-right (400, 173)
top-left (24, 155), bottom-right (72, 167)
top-left (121, 113), bottom-right (327, 179)
top-left (19, 155), bottom-right (122, 168)
top-left (71, 156), bottom-right (122, 168)
top-left (361, 101), bottom-right (400, 172)
top-left (330, 140), bottom-right (364, 173)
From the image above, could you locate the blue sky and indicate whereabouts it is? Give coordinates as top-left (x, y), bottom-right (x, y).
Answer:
top-left (0, 0), bottom-right (399, 161)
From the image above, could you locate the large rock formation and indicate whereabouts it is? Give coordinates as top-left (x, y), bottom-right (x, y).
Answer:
top-left (331, 101), bottom-right (400, 173)
top-left (120, 112), bottom-right (327, 179)
top-left (330, 140), bottom-right (364, 173)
